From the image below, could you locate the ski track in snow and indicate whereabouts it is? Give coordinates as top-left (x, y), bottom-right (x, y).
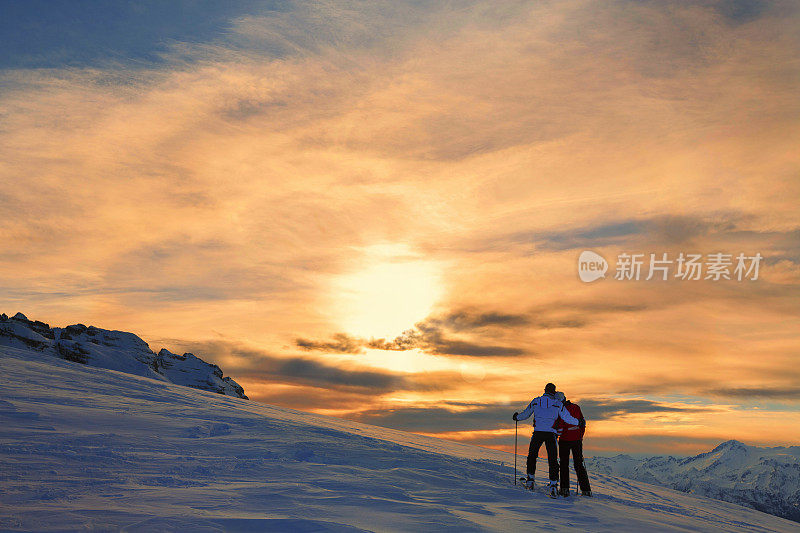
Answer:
top-left (0, 346), bottom-right (795, 532)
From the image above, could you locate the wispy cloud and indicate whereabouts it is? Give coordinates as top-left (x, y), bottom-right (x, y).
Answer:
top-left (708, 386), bottom-right (800, 399)
top-left (297, 309), bottom-right (531, 357)
top-left (296, 333), bottom-right (364, 354)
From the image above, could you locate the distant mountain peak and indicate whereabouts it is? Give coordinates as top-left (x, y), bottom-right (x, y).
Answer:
top-left (0, 312), bottom-right (247, 399)
top-left (712, 439), bottom-right (747, 452)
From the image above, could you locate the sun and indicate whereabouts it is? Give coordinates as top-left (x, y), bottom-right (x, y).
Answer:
top-left (333, 244), bottom-right (442, 340)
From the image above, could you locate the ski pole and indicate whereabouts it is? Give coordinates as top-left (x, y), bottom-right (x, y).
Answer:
top-left (514, 418), bottom-right (518, 485)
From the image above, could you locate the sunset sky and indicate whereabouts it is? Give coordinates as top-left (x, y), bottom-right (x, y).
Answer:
top-left (1, 0), bottom-right (798, 456)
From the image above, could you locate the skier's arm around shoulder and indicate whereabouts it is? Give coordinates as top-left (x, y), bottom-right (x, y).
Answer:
top-left (559, 403), bottom-right (580, 425)
top-left (575, 405), bottom-right (586, 429)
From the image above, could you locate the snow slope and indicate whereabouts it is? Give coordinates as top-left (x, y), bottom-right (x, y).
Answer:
top-left (0, 346), bottom-right (796, 532)
top-left (589, 440), bottom-right (800, 522)
top-left (0, 312), bottom-right (246, 398)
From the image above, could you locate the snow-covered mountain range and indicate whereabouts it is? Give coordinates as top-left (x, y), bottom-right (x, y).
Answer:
top-left (0, 312), bottom-right (246, 399)
top-left (1, 342), bottom-right (797, 531)
top-left (588, 440), bottom-right (800, 523)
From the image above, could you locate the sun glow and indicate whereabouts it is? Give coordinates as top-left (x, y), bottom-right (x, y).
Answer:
top-left (333, 244), bottom-right (442, 340)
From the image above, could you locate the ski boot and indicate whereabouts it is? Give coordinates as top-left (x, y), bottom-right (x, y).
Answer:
top-left (548, 480), bottom-right (558, 499)
top-left (559, 487), bottom-right (570, 498)
top-left (523, 476), bottom-right (536, 490)
top-left (581, 490), bottom-right (593, 497)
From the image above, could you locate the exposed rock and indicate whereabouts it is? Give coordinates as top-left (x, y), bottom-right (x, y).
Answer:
top-left (56, 340), bottom-right (89, 364)
top-left (59, 324), bottom-right (88, 340)
top-left (32, 321), bottom-right (55, 339)
top-left (223, 376), bottom-right (248, 399)
top-left (153, 349), bottom-right (248, 399)
top-left (5, 313), bottom-right (53, 339)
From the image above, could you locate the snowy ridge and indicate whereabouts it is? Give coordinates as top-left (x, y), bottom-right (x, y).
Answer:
top-left (589, 440), bottom-right (800, 522)
top-left (0, 345), bottom-right (796, 532)
top-left (0, 312), bottom-right (246, 399)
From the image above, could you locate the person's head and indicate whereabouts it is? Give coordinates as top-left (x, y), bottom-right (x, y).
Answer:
top-left (554, 391), bottom-right (566, 403)
top-left (544, 383), bottom-right (556, 395)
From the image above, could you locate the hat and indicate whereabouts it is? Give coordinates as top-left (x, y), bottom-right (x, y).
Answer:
top-left (554, 391), bottom-right (566, 402)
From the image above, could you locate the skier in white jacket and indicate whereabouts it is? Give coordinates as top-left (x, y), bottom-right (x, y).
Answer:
top-left (513, 383), bottom-right (581, 495)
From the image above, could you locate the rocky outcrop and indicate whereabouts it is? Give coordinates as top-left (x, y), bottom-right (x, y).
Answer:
top-left (0, 313), bottom-right (52, 350)
top-left (0, 312), bottom-right (247, 399)
top-left (154, 348), bottom-right (248, 398)
top-left (55, 339), bottom-right (90, 364)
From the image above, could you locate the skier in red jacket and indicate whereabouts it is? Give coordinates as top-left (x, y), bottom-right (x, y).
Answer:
top-left (553, 394), bottom-right (592, 497)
